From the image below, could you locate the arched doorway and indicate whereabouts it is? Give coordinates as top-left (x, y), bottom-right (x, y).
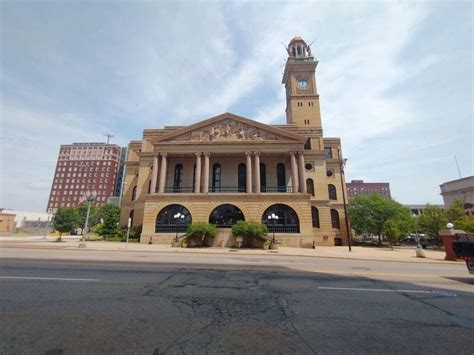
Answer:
top-left (209, 204), bottom-right (245, 227)
top-left (155, 204), bottom-right (192, 232)
top-left (262, 204), bottom-right (300, 233)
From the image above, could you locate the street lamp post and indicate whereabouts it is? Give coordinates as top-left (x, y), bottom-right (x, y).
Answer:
top-left (79, 190), bottom-right (97, 248)
top-left (173, 213), bottom-right (185, 243)
top-left (337, 148), bottom-right (352, 252)
top-left (267, 213), bottom-right (279, 247)
top-left (413, 213), bottom-right (425, 258)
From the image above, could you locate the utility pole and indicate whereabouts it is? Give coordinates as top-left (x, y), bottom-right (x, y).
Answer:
top-left (337, 148), bottom-right (352, 252)
top-left (104, 132), bottom-right (114, 144)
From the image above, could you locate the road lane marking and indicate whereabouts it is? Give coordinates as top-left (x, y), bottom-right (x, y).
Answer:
top-left (318, 286), bottom-right (456, 296)
top-left (0, 276), bottom-right (100, 282)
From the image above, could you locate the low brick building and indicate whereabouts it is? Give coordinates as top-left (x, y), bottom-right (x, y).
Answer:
top-left (346, 180), bottom-right (391, 199)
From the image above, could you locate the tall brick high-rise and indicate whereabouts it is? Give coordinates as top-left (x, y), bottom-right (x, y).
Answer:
top-left (46, 143), bottom-right (121, 212)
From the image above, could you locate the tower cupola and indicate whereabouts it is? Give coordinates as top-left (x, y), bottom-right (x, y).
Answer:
top-left (287, 37), bottom-right (313, 59)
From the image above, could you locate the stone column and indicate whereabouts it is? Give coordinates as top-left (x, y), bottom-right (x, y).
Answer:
top-left (298, 151), bottom-right (307, 193)
top-left (254, 152), bottom-right (261, 193)
top-left (246, 152), bottom-right (253, 193)
top-left (194, 153), bottom-right (201, 193)
top-left (202, 153), bottom-right (209, 193)
top-left (158, 153), bottom-right (167, 194)
top-left (150, 154), bottom-right (159, 194)
top-left (290, 152), bottom-right (299, 193)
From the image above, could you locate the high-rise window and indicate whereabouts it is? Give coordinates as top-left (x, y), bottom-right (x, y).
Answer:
top-left (277, 163), bottom-right (286, 192)
top-left (328, 184), bottom-right (337, 200)
top-left (238, 163), bottom-right (246, 192)
top-left (324, 147), bottom-right (332, 160)
top-left (173, 164), bottom-right (183, 192)
top-left (212, 164), bottom-right (221, 192)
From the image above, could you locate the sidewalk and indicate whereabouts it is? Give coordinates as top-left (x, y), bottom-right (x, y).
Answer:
top-left (0, 235), bottom-right (461, 265)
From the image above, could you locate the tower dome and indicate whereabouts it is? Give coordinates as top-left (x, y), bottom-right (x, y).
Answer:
top-left (287, 37), bottom-right (312, 59)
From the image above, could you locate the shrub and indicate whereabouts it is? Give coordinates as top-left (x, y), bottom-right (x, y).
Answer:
top-left (184, 222), bottom-right (216, 247)
top-left (232, 220), bottom-right (268, 248)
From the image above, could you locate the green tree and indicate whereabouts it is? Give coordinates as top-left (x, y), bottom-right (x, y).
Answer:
top-left (52, 207), bottom-right (79, 241)
top-left (96, 203), bottom-right (121, 239)
top-left (348, 194), bottom-right (412, 246)
top-left (417, 204), bottom-right (447, 247)
top-left (381, 207), bottom-right (414, 249)
top-left (454, 215), bottom-right (474, 232)
top-left (77, 204), bottom-right (98, 230)
top-left (445, 199), bottom-right (466, 224)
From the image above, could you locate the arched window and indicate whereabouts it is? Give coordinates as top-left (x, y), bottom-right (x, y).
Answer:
top-left (238, 163), bottom-right (246, 192)
top-left (262, 204), bottom-right (300, 233)
top-left (260, 163), bottom-right (266, 192)
top-left (155, 204), bottom-right (192, 232)
top-left (148, 180), bottom-right (152, 194)
top-left (173, 164), bottom-right (183, 192)
top-left (129, 210), bottom-right (135, 227)
top-left (311, 206), bottom-right (320, 228)
top-left (131, 186), bottom-right (137, 201)
top-left (331, 209), bottom-right (340, 229)
top-left (209, 204), bottom-right (244, 227)
top-left (277, 163), bottom-right (286, 192)
top-left (306, 178), bottom-right (315, 196)
top-left (212, 163), bottom-right (221, 192)
top-left (328, 184), bottom-right (337, 200)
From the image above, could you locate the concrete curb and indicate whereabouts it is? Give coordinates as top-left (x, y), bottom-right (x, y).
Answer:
top-left (1, 242), bottom-right (462, 265)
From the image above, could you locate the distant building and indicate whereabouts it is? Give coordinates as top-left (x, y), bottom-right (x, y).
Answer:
top-left (440, 176), bottom-right (474, 216)
top-left (0, 209), bottom-right (16, 235)
top-left (346, 180), bottom-right (391, 199)
top-left (114, 147), bottom-right (128, 197)
top-left (404, 204), bottom-right (444, 216)
top-left (46, 142), bottom-right (121, 213)
top-left (12, 210), bottom-right (53, 227)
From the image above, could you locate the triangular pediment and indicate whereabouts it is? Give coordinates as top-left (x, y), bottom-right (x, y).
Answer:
top-left (155, 113), bottom-right (305, 143)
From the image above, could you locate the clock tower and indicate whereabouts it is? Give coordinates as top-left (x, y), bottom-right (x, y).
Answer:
top-left (282, 37), bottom-right (322, 129)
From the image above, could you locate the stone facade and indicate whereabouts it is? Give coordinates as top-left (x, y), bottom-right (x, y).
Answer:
top-left (440, 176), bottom-right (474, 216)
top-left (120, 37), bottom-right (350, 247)
top-left (0, 209), bottom-right (16, 235)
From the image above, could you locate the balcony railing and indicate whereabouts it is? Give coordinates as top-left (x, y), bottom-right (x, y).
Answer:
top-left (266, 225), bottom-right (300, 233)
top-left (163, 186), bottom-right (293, 193)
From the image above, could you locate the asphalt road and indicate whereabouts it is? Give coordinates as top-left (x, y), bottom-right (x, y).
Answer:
top-left (1, 256), bottom-right (473, 354)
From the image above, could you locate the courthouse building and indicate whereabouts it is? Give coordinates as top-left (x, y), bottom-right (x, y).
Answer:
top-left (120, 37), bottom-right (349, 247)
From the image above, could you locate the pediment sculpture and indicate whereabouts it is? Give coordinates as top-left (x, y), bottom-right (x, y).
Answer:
top-left (173, 119), bottom-right (286, 142)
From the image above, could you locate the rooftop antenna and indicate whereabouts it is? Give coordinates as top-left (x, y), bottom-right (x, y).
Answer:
top-left (104, 132), bottom-right (114, 144)
top-left (454, 155), bottom-right (462, 179)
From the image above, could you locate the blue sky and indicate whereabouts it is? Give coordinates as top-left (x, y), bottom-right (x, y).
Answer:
top-left (1, 0), bottom-right (472, 212)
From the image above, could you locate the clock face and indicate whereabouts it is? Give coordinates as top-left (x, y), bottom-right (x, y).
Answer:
top-left (297, 79), bottom-right (309, 90)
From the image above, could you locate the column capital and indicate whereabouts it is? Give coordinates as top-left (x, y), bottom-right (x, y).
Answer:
top-left (195, 152), bottom-right (202, 157)
top-left (253, 151), bottom-right (260, 156)
top-left (161, 152), bottom-right (168, 158)
top-left (203, 152), bottom-right (210, 157)
top-left (297, 151), bottom-right (304, 156)
top-left (245, 151), bottom-right (252, 156)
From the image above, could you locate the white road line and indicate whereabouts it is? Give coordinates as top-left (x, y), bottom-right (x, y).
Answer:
top-left (318, 286), bottom-right (456, 296)
top-left (0, 276), bottom-right (100, 282)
